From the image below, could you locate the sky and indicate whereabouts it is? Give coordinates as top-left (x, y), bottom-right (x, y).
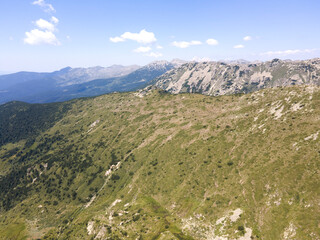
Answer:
top-left (0, 0), bottom-right (320, 72)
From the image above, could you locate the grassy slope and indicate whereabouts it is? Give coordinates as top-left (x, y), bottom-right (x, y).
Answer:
top-left (0, 85), bottom-right (319, 239)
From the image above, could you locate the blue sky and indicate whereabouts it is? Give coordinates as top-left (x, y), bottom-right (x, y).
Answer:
top-left (0, 0), bottom-right (320, 72)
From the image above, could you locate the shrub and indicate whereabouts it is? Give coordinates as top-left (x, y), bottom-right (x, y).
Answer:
top-left (133, 215), bottom-right (140, 221)
top-left (227, 161), bottom-right (234, 166)
top-left (238, 226), bottom-right (244, 231)
top-left (111, 174), bottom-right (120, 181)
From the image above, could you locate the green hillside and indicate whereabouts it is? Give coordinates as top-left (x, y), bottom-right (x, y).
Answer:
top-left (0, 85), bottom-right (319, 239)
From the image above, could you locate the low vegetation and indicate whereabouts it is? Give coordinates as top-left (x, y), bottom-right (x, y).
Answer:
top-left (0, 85), bottom-right (319, 239)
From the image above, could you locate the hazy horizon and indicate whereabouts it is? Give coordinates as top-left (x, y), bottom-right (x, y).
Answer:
top-left (2, 56), bottom-right (320, 74)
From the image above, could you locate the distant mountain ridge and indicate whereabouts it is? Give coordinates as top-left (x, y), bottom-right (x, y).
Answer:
top-left (53, 65), bottom-right (141, 86)
top-left (32, 61), bottom-right (176, 103)
top-left (0, 65), bottom-right (140, 91)
top-left (0, 60), bottom-right (182, 104)
top-left (153, 58), bottom-right (320, 95)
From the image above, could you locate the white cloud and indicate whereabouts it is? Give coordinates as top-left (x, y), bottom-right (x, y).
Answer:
top-left (192, 56), bottom-right (211, 62)
top-left (35, 18), bottom-right (55, 32)
top-left (24, 29), bottom-right (60, 45)
top-left (243, 36), bottom-right (252, 41)
top-left (172, 40), bottom-right (202, 48)
top-left (110, 29), bottom-right (156, 44)
top-left (156, 45), bottom-right (163, 49)
top-left (25, 16), bottom-right (60, 45)
top-left (234, 44), bottom-right (244, 49)
top-left (206, 38), bottom-right (219, 45)
top-left (27, 1), bottom-right (60, 46)
top-left (121, 29), bottom-right (156, 44)
top-left (133, 46), bottom-right (151, 53)
top-left (51, 16), bottom-right (59, 24)
top-left (145, 52), bottom-right (163, 58)
top-left (110, 37), bottom-right (125, 43)
top-left (32, 0), bottom-right (55, 13)
top-left (260, 48), bottom-right (319, 56)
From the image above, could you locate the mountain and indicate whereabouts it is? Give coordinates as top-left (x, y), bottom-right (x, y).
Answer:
top-left (153, 58), bottom-right (320, 96)
top-left (0, 85), bottom-right (319, 239)
top-left (52, 65), bottom-right (141, 86)
top-left (0, 72), bottom-right (52, 91)
top-left (0, 61), bottom-right (175, 104)
top-left (21, 61), bottom-right (175, 103)
top-left (0, 65), bottom-right (140, 90)
top-left (220, 59), bottom-right (251, 65)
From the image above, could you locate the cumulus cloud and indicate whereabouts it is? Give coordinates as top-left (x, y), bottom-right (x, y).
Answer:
top-left (25, 17), bottom-right (60, 45)
top-left (24, 29), bottom-right (60, 45)
top-left (243, 36), bottom-right (252, 41)
top-left (110, 29), bottom-right (156, 44)
top-left (27, 0), bottom-right (60, 46)
top-left (234, 44), bottom-right (244, 49)
top-left (32, 0), bottom-right (55, 13)
top-left (121, 30), bottom-right (156, 44)
top-left (260, 48), bottom-right (319, 56)
top-left (109, 37), bottom-right (125, 43)
top-left (172, 40), bottom-right (202, 48)
top-left (145, 52), bottom-right (163, 58)
top-left (110, 37), bottom-right (125, 43)
top-left (133, 46), bottom-right (151, 53)
top-left (35, 18), bottom-right (55, 32)
top-left (206, 38), bottom-right (219, 45)
top-left (156, 45), bottom-right (163, 49)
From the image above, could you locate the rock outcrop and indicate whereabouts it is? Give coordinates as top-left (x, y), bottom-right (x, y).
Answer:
top-left (153, 58), bottom-right (320, 95)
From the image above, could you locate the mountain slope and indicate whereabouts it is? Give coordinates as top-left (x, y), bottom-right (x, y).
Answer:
top-left (153, 58), bottom-right (320, 96)
top-left (0, 85), bottom-right (319, 239)
top-left (0, 101), bottom-right (71, 147)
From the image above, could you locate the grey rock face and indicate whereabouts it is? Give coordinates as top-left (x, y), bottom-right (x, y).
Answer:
top-left (154, 58), bottom-right (320, 95)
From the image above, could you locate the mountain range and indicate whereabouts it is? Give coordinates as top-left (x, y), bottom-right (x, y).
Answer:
top-left (0, 60), bottom-right (183, 104)
top-left (2, 58), bottom-right (320, 105)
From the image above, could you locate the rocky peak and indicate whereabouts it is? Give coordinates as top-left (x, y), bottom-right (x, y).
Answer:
top-left (153, 58), bottom-right (320, 96)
